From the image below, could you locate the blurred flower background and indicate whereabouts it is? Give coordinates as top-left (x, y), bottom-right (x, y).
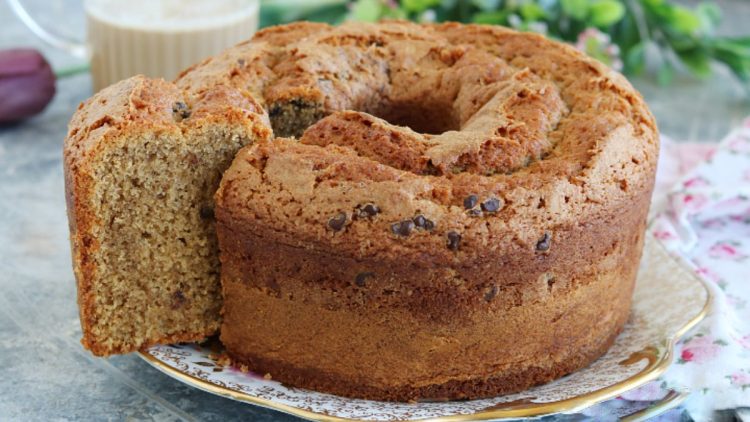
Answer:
top-left (1, 0), bottom-right (748, 138)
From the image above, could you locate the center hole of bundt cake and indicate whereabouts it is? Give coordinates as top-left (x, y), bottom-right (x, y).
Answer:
top-left (370, 102), bottom-right (460, 135)
top-left (269, 99), bottom-right (460, 138)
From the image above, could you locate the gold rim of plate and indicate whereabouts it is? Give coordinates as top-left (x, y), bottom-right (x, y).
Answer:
top-left (138, 238), bottom-right (712, 422)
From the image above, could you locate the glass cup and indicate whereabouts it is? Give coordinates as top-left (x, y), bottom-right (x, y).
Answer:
top-left (8, 0), bottom-right (260, 91)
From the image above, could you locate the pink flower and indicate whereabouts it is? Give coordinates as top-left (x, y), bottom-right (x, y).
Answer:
top-left (653, 229), bottom-right (676, 240)
top-left (673, 192), bottom-right (709, 212)
top-left (678, 335), bottom-right (722, 364)
top-left (575, 28), bottom-right (623, 70)
top-left (695, 267), bottom-right (722, 283)
top-left (728, 135), bottom-right (750, 153)
top-left (738, 335), bottom-right (750, 350)
top-left (729, 372), bottom-right (750, 387)
top-left (683, 176), bottom-right (710, 188)
top-left (708, 241), bottom-right (746, 261)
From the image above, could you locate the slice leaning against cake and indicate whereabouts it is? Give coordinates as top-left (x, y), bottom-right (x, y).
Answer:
top-left (64, 75), bottom-right (271, 356)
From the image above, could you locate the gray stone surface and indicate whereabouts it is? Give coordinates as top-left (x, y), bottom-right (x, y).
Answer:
top-left (0, 1), bottom-right (748, 421)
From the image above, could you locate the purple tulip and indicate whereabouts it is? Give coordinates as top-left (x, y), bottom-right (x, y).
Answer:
top-left (0, 49), bottom-right (56, 124)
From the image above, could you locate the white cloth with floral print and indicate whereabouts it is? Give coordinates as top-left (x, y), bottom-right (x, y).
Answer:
top-left (625, 118), bottom-right (750, 421)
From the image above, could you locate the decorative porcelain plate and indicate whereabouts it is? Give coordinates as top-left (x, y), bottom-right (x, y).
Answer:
top-left (139, 233), bottom-right (710, 421)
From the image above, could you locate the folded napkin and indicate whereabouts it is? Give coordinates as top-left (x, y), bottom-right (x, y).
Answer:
top-left (561, 120), bottom-right (750, 421)
top-left (646, 119), bottom-right (750, 421)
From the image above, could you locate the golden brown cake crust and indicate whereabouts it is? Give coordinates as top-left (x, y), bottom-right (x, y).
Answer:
top-left (214, 21), bottom-right (658, 401)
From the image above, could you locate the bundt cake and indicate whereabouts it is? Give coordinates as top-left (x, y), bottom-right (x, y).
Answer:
top-left (65, 20), bottom-right (658, 401)
top-left (213, 21), bottom-right (658, 401)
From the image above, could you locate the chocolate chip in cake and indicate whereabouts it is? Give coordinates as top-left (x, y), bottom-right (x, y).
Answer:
top-left (237, 58), bottom-right (246, 67)
top-left (355, 272), bottom-right (374, 287)
top-left (266, 278), bottom-right (280, 295)
top-left (328, 212), bottom-right (347, 231)
top-left (357, 203), bottom-right (380, 218)
top-left (447, 231), bottom-right (461, 251)
top-left (463, 195), bottom-right (478, 210)
top-left (391, 220), bottom-right (415, 236)
top-left (467, 208), bottom-right (482, 217)
top-left (536, 232), bottom-right (552, 252)
top-left (484, 285), bottom-right (498, 302)
top-left (423, 161), bottom-right (440, 176)
top-left (172, 101), bottom-right (191, 121)
top-left (199, 205), bottom-right (214, 220)
top-left (171, 290), bottom-right (186, 309)
top-left (481, 198), bottom-right (502, 213)
top-left (412, 214), bottom-right (435, 230)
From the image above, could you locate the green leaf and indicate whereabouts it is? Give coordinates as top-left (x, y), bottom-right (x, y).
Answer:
top-left (472, 10), bottom-right (509, 25)
top-left (696, 2), bottom-right (721, 30)
top-left (380, 6), bottom-right (408, 20)
top-left (402, 0), bottom-right (441, 13)
top-left (520, 3), bottom-right (546, 21)
top-left (351, 0), bottom-right (382, 22)
top-left (669, 6), bottom-right (702, 34)
top-left (589, 0), bottom-right (625, 27)
top-left (677, 49), bottom-right (711, 77)
top-left (726, 36), bottom-right (750, 48)
top-left (713, 39), bottom-right (750, 59)
top-left (301, 3), bottom-right (349, 24)
top-left (471, 0), bottom-right (501, 12)
top-left (714, 51), bottom-right (750, 81)
top-left (641, 0), bottom-right (665, 7)
top-left (624, 42), bottom-right (646, 75)
top-left (561, 0), bottom-right (589, 20)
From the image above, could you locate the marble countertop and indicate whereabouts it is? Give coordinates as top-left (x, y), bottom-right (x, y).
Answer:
top-left (1, 1), bottom-right (748, 421)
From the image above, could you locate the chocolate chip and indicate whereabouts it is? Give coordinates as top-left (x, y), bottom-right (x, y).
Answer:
top-left (447, 231), bottom-right (461, 251)
top-left (423, 161), bottom-right (440, 176)
top-left (172, 101), bottom-right (191, 120)
top-left (328, 212), bottom-right (347, 231)
top-left (357, 203), bottom-right (380, 218)
top-left (463, 195), bottom-right (478, 209)
top-left (355, 272), bottom-right (374, 287)
top-left (481, 198), bottom-right (502, 213)
top-left (199, 205), bottom-right (214, 220)
top-left (237, 58), bottom-right (246, 66)
top-left (484, 285), bottom-right (498, 302)
top-left (412, 214), bottom-right (435, 230)
top-left (536, 232), bottom-right (552, 252)
top-left (391, 220), bottom-right (415, 236)
top-left (266, 278), bottom-right (280, 295)
top-left (171, 290), bottom-right (186, 309)
top-left (467, 208), bottom-right (482, 217)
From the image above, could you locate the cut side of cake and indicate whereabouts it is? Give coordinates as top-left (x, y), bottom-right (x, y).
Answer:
top-left (64, 76), bottom-right (271, 355)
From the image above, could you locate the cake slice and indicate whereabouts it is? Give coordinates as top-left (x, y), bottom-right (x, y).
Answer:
top-left (64, 75), bottom-right (271, 356)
